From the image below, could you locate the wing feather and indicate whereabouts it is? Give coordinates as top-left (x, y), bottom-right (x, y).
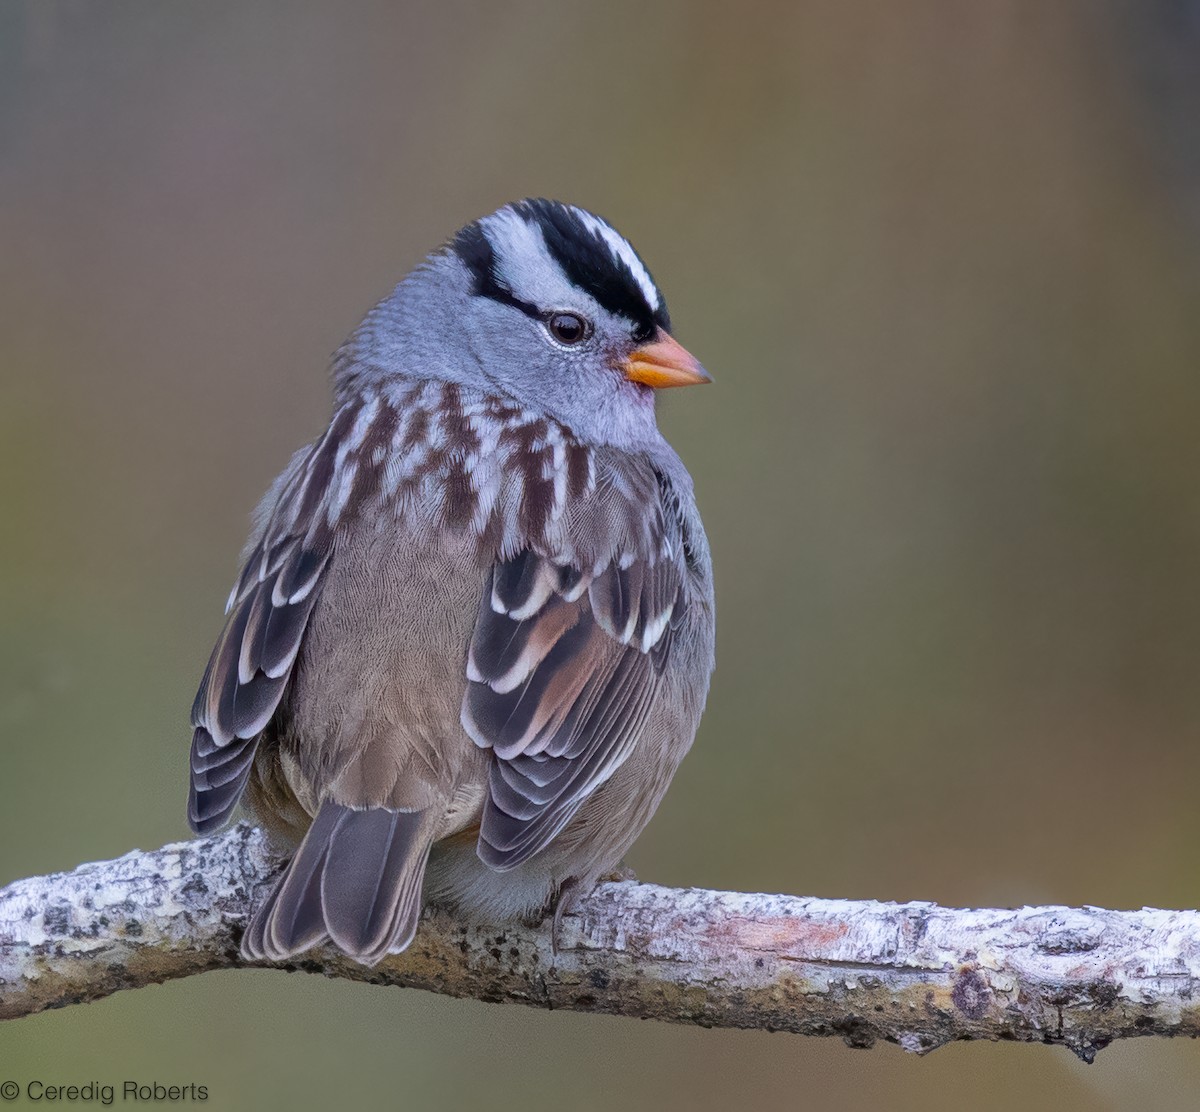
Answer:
top-left (462, 451), bottom-right (690, 871)
top-left (187, 432), bottom-right (345, 835)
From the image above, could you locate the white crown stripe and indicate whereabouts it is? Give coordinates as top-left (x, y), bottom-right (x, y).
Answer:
top-left (574, 210), bottom-right (662, 312)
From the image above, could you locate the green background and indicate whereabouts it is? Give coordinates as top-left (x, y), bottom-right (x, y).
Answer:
top-left (4, 2), bottom-right (1200, 1108)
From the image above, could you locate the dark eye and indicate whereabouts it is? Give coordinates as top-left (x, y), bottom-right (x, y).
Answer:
top-left (546, 312), bottom-right (591, 345)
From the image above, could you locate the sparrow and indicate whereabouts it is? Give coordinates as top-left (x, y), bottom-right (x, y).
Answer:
top-left (187, 199), bottom-right (716, 966)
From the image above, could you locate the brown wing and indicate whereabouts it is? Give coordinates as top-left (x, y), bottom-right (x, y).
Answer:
top-left (461, 492), bottom-right (688, 870)
top-left (187, 407), bottom-right (362, 834)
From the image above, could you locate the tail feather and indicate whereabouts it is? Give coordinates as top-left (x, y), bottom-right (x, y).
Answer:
top-left (257, 801), bottom-right (340, 960)
top-left (321, 808), bottom-right (434, 961)
top-left (242, 801), bottom-right (437, 966)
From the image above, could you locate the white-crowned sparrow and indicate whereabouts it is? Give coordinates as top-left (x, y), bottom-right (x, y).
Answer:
top-left (188, 199), bottom-right (715, 965)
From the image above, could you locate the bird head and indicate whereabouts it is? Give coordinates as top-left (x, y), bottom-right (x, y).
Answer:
top-left (339, 199), bottom-right (709, 449)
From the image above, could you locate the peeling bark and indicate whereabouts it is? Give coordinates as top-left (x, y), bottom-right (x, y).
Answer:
top-left (1, 824), bottom-right (1197, 1060)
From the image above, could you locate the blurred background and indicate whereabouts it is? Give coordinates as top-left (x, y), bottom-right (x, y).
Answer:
top-left (4, 1), bottom-right (1200, 1108)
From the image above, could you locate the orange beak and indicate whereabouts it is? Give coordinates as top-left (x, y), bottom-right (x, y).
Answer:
top-left (621, 331), bottom-right (712, 389)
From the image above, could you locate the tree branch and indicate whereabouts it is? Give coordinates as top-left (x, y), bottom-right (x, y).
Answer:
top-left (1, 824), bottom-right (1197, 1060)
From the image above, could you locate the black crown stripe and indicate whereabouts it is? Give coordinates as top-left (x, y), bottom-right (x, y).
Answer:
top-left (453, 200), bottom-right (670, 343)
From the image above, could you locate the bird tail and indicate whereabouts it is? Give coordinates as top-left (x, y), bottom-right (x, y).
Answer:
top-left (241, 800), bottom-right (438, 966)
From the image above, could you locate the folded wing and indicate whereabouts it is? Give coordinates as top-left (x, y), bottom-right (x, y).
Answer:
top-left (187, 407), bottom-right (363, 833)
top-left (461, 460), bottom-right (690, 870)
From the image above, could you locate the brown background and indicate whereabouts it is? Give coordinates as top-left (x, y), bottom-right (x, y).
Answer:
top-left (3, 2), bottom-right (1200, 1108)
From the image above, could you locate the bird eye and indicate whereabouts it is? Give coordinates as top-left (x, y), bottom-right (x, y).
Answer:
top-left (546, 312), bottom-right (592, 345)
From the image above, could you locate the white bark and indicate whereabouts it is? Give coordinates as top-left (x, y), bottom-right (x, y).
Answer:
top-left (1, 823), bottom-right (1197, 1061)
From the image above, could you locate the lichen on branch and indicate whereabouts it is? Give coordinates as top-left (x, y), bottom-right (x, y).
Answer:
top-left (1, 824), bottom-right (1197, 1061)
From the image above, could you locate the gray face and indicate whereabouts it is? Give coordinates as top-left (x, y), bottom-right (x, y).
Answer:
top-left (339, 200), bottom-right (675, 451)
